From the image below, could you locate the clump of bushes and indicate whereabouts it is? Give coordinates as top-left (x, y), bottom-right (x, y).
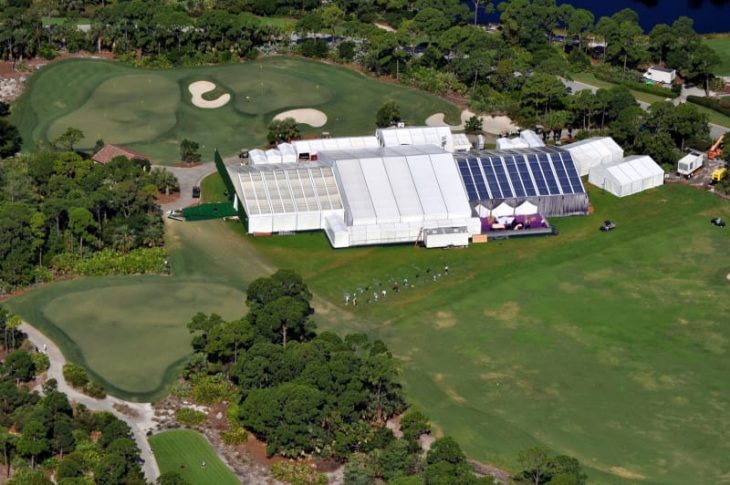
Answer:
top-left (220, 426), bottom-right (248, 445)
top-left (63, 363), bottom-right (89, 388)
top-left (30, 352), bottom-right (50, 373)
top-left (271, 462), bottom-right (327, 485)
top-left (175, 408), bottom-right (207, 426)
top-left (52, 247), bottom-right (167, 277)
top-left (84, 381), bottom-right (107, 399)
top-left (191, 376), bottom-right (229, 405)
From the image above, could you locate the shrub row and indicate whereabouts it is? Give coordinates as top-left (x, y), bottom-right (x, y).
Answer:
top-left (62, 363), bottom-right (107, 398)
top-left (271, 462), bottom-right (327, 485)
top-left (52, 248), bottom-right (167, 277)
top-left (687, 95), bottom-right (730, 117)
top-left (593, 70), bottom-right (679, 99)
top-left (175, 408), bottom-right (207, 426)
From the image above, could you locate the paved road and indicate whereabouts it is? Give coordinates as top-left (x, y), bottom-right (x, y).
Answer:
top-left (155, 163), bottom-right (219, 213)
top-left (561, 78), bottom-right (729, 140)
top-left (20, 323), bottom-right (161, 482)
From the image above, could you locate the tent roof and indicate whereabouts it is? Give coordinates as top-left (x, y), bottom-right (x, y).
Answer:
top-left (514, 200), bottom-right (538, 215)
top-left (491, 201), bottom-right (514, 217)
top-left (596, 155), bottom-right (664, 185)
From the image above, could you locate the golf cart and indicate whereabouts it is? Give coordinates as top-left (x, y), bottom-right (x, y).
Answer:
top-left (600, 220), bottom-right (616, 232)
top-left (711, 217), bottom-right (726, 227)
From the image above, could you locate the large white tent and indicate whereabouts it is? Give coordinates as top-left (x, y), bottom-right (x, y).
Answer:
top-left (319, 145), bottom-right (480, 247)
top-left (227, 162), bottom-right (345, 233)
top-left (563, 137), bottom-right (624, 176)
top-left (588, 155), bottom-right (664, 197)
top-left (292, 137), bottom-right (379, 159)
top-left (376, 126), bottom-right (457, 152)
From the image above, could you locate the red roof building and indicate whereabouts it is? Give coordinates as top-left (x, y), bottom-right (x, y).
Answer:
top-left (92, 144), bottom-right (150, 164)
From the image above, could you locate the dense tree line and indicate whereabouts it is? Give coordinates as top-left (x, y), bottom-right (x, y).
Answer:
top-left (0, 150), bottom-right (173, 290)
top-left (0, 306), bottom-right (145, 484)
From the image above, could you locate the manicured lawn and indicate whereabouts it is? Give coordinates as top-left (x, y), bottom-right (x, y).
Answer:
top-left (705, 37), bottom-right (730, 76)
top-left (11, 57), bottom-right (460, 164)
top-left (150, 430), bottom-right (238, 485)
top-left (6, 219), bottom-right (269, 401)
top-left (687, 101), bottom-right (730, 129)
top-left (572, 72), bottom-right (669, 105)
top-left (256, 16), bottom-right (297, 31)
top-left (200, 172), bottom-right (229, 204)
top-left (248, 184), bottom-right (730, 484)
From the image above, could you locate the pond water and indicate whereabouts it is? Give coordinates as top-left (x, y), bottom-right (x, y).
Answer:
top-left (467, 0), bottom-right (730, 34)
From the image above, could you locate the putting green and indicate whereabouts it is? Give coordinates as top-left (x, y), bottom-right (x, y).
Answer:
top-left (42, 280), bottom-right (246, 396)
top-left (47, 74), bottom-right (180, 146)
top-left (11, 57), bottom-right (461, 164)
top-left (7, 220), bottom-right (273, 401)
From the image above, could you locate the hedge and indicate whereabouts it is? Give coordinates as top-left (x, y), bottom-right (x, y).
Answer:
top-left (52, 248), bottom-right (166, 276)
top-left (593, 71), bottom-right (679, 99)
top-left (182, 203), bottom-right (237, 221)
top-left (687, 95), bottom-right (730, 117)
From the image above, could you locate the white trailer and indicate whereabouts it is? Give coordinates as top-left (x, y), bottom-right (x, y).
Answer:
top-left (677, 152), bottom-right (705, 178)
top-left (423, 226), bottom-right (470, 249)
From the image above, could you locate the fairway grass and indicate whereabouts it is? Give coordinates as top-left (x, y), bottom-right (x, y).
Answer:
top-left (248, 184), bottom-right (730, 484)
top-left (11, 57), bottom-right (461, 164)
top-left (150, 430), bottom-right (238, 485)
top-left (6, 219), bottom-right (273, 401)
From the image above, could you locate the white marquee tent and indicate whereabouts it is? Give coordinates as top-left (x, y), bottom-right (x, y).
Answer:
top-left (514, 200), bottom-right (539, 215)
top-left (564, 137), bottom-right (624, 176)
top-left (249, 149), bottom-right (268, 165)
top-left (491, 202), bottom-right (515, 217)
top-left (520, 130), bottom-right (545, 148)
top-left (277, 143), bottom-right (297, 163)
top-left (292, 136), bottom-right (380, 159)
top-left (376, 126), bottom-right (457, 152)
top-left (588, 155), bottom-right (664, 197)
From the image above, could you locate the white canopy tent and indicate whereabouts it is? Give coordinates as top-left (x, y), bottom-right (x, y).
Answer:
top-left (588, 155), bottom-right (664, 197)
top-left (475, 204), bottom-right (490, 217)
top-left (514, 200), bottom-right (539, 215)
top-left (519, 130), bottom-right (545, 148)
top-left (376, 126), bottom-right (457, 152)
top-left (491, 202), bottom-right (515, 217)
top-left (563, 137), bottom-right (624, 176)
top-left (496, 137), bottom-right (529, 150)
top-left (292, 136), bottom-right (379, 159)
top-left (265, 148), bottom-right (283, 164)
top-left (249, 149), bottom-right (268, 165)
top-left (277, 143), bottom-right (297, 163)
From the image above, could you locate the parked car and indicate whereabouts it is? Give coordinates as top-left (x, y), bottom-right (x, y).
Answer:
top-left (711, 217), bottom-right (726, 227)
top-left (600, 220), bottom-right (616, 232)
top-left (192, 186), bottom-right (201, 198)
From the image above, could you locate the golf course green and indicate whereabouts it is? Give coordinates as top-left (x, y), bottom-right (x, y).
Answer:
top-left (150, 429), bottom-right (238, 485)
top-left (11, 56), bottom-right (460, 164)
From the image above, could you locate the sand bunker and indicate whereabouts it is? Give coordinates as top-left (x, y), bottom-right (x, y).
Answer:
top-left (188, 81), bottom-right (231, 109)
top-left (273, 108), bottom-right (327, 127)
top-left (426, 109), bottom-right (518, 135)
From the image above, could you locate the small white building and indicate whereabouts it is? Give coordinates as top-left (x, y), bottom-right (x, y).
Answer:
top-left (677, 152), bottom-right (704, 178)
top-left (643, 66), bottom-right (676, 85)
top-left (588, 155), bottom-right (664, 197)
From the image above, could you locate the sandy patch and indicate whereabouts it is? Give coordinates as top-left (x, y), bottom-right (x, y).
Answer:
top-left (484, 302), bottom-right (521, 325)
top-left (726, 272), bottom-right (730, 281)
top-left (273, 108), bottom-right (327, 127)
top-left (426, 109), bottom-right (519, 135)
top-left (433, 373), bottom-right (466, 403)
top-left (434, 311), bottom-right (457, 328)
top-left (609, 466), bottom-right (646, 480)
top-left (188, 81), bottom-right (231, 109)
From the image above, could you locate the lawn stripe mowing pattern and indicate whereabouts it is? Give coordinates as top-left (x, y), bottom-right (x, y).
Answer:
top-left (248, 184), bottom-right (730, 484)
top-left (11, 57), bottom-right (461, 164)
top-left (150, 429), bottom-right (238, 485)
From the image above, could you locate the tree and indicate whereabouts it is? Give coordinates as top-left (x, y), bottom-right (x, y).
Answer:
top-left (321, 4), bottom-right (344, 44)
top-left (68, 207), bottom-right (97, 256)
top-left (566, 8), bottom-right (594, 52)
top-left (52, 419), bottom-right (76, 458)
top-left (464, 116), bottom-right (483, 134)
top-left (63, 363), bottom-right (89, 388)
top-left (0, 427), bottom-right (15, 479)
top-left (267, 118), bottom-right (300, 145)
top-left (376, 101), bottom-right (401, 128)
top-left (517, 446), bottom-right (553, 485)
top-left (180, 139), bottom-right (201, 164)
top-left (94, 452), bottom-right (127, 484)
top-left (4, 349), bottom-right (35, 382)
top-left (0, 119), bottom-right (22, 158)
top-left (426, 437), bottom-right (466, 465)
top-left (256, 296), bottom-right (312, 347)
top-left (53, 127), bottom-right (84, 151)
top-left (16, 420), bottom-right (50, 468)
top-left (400, 410), bottom-right (431, 442)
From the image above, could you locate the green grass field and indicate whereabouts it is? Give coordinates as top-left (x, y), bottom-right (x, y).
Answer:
top-left (705, 37), bottom-right (730, 76)
top-left (245, 184), bottom-right (730, 484)
top-left (10, 57), bottom-right (460, 164)
top-left (571, 72), bottom-right (669, 105)
top-left (8, 168), bottom-right (730, 482)
top-left (150, 430), bottom-right (238, 485)
top-left (5, 219), bottom-right (271, 401)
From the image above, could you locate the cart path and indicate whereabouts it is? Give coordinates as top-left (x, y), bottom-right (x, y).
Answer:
top-left (20, 322), bottom-right (161, 482)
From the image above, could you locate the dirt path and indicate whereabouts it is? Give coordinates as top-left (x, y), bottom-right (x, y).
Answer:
top-left (20, 322), bottom-right (161, 482)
